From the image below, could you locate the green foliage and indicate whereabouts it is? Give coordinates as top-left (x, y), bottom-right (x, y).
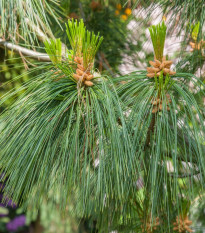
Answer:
top-left (44, 39), bottom-right (63, 64)
top-left (0, 0), bottom-right (61, 45)
top-left (66, 19), bottom-right (86, 57)
top-left (0, 2), bottom-right (205, 233)
top-left (149, 21), bottom-right (167, 61)
top-left (64, 1), bottom-right (140, 73)
top-left (112, 69), bottom-right (205, 232)
top-left (0, 49), bottom-right (29, 110)
top-left (65, 19), bottom-right (103, 68)
top-left (0, 22), bottom-right (133, 219)
top-left (191, 22), bottom-right (200, 41)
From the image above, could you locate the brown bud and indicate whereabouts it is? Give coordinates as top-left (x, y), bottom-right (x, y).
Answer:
top-left (169, 71), bottom-right (176, 75)
top-left (76, 69), bottom-right (84, 76)
top-left (185, 220), bottom-right (193, 225)
top-left (159, 104), bottom-right (163, 110)
top-left (82, 73), bottom-right (89, 80)
top-left (154, 59), bottom-right (161, 67)
top-left (152, 106), bottom-right (159, 114)
top-left (77, 64), bottom-right (85, 71)
top-left (73, 74), bottom-right (81, 81)
top-left (84, 81), bottom-right (94, 86)
top-left (86, 74), bottom-right (94, 81)
top-left (149, 61), bottom-right (158, 68)
top-left (85, 71), bottom-right (91, 75)
top-left (160, 63), bottom-right (164, 69)
top-left (147, 73), bottom-right (155, 78)
top-left (163, 68), bottom-right (170, 75)
top-left (151, 98), bottom-right (161, 105)
top-left (163, 60), bottom-right (173, 67)
top-left (147, 67), bottom-right (160, 73)
top-left (74, 57), bottom-right (80, 64)
top-left (189, 42), bottom-right (195, 48)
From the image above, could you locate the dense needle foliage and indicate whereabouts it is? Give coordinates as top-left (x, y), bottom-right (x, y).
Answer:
top-left (0, 1), bottom-right (205, 233)
top-left (0, 20), bottom-right (134, 214)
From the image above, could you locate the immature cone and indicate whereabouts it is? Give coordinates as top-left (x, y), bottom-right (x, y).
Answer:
top-left (173, 215), bottom-right (193, 233)
top-left (189, 40), bottom-right (205, 51)
top-left (151, 94), bottom-right (171, 114)
top-left (141, 216), bottom-right (160, 233)
top-left (147, 56), bottom-right (176, 78)
top-left (73, 56), bottom-right (94, 86)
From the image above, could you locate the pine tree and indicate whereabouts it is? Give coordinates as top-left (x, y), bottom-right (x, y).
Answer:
top-left (0, 1), bottom-right (205, 232)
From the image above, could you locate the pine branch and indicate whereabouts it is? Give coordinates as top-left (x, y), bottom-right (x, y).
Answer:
top-left (97, 53), bottom-right (115, 76)
top-left (0, 39), bottom-right (51, 62)
top-left (78, 0), bottom-right (86, 21)
top-left (25, 18), bottom-right (50, 42)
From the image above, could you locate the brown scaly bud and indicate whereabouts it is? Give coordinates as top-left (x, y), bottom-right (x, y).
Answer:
top-left (190, 40), bottom-right (205, 51)
top-left (77, 64), bottom-right (86, 72)
top-left (173, 215), bottom-right (193, 233)
top-left (151, 94), bottom-right (171, 114)
top-left (149, 61), bottom-right (158, 68)
top-left (86, 74), bottom-right (94, 81)
top-left (163, 60), bottom-right (173, 68)
top-left (163, 68), bottom-right (170, 75)
top-left (74, 57), bottom-right (83, 64)
top-left (147, 56), bottom-right (176, 78)
top-left (169, 70), bottom-right (176, 75)
top-left (73, 56), bottom-right (95, 87)
top-left (154, 58), bottom-right (161, 67)
top-left (84, 81), bottom-right (94, 86)
top-left (73, 74), bottom-right (81, 81)
top-left (147, 67), bottom-right (160, 73)
top-left (141, 216), bottom-right (160, 233)
top-left (76, 68), bottom-right (84, 76)
top-left (147, 73), bottom-right (156, 78)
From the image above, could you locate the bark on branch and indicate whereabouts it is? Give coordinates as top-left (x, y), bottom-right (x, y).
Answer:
top-left (0, 39), bottom-right (51, 62)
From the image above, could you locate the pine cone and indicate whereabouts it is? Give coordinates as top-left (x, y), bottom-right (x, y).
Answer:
top-left (173, 215), bottom-right (193, 233)
top-left (147, 56), bottom-right (176, 78)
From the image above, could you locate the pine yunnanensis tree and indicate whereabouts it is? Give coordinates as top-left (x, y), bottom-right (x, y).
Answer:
top-left (0, 1), bottom-right (205, 232)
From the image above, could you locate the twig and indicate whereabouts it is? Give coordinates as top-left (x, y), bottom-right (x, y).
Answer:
top-left (78, 0), bottom-right (86, 21)
top-left (25, 17), bottom-right (67, 58)
top-left (25, 18), bottom-right (49, 42)
top-left (97, 53), bottom-right (115, 76)
top-left (145, 114), bottom-right (156, 148)
top-left (0, 39), bottom-right (51, 62)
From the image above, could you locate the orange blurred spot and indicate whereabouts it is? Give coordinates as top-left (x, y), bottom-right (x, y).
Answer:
top-left (121, 14), bottom-right (128, 20)
top-left (116, 4), bottom-right (122, 10)
top-left (125, 8), bottom-right (132, 16)
top-left (115, 10), bottom-right (120, 15)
